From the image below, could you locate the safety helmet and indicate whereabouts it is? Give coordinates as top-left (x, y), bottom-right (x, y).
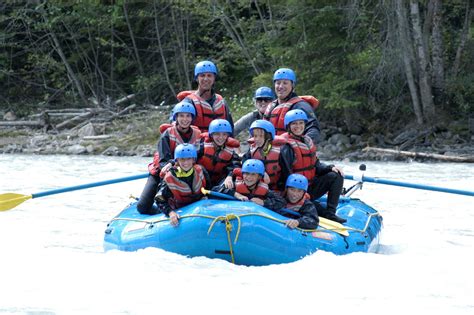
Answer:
top-left (286, 174), bottom-right (308, 191)
top-left (209, 119), bottom-right (233, 136)
top-left (254, 86), bottom-right (275, 100)
top-left (242, 159), bottom-right (265, 176)
top-left (249, 120), bottom-right (275, 140)
top-left (273, 68), bottom-right (296, 85)
top-left (172, 101), bottom-right (196, 121)
top-left (194, 60), bottom-right (218, 79)
top-left (284, 109), bottom-right (308, 129)
top-left (174, 143), bottom-right (197, 159)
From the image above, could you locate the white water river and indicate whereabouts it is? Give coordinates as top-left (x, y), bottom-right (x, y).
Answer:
top-left (0, 154), bottom-right (473, 314)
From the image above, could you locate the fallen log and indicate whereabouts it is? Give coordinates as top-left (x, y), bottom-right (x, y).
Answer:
top-left (363, 147), bottom-right (474, 163)
top-left (0, 120), bottom-right (43, 128)
top-left (55, 111), bottom-right (95, 130)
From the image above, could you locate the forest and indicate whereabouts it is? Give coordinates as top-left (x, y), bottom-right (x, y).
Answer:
top-left (1, 0), bottom-right (473, 137)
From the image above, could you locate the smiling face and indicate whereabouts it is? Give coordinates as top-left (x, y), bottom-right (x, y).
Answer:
top-left (289, 120), bottom-right (305, 136)
top-left (255, 98), bottom-right (272, 114)
top-left (274, 79), bottom-right (293, 100)
top-left (252, 128), bottom-right (266, 147)
top-left (287, 187), bottom-right (305, 203)
top-left (197, 72), bottom-right (216, 92)
top-left (176, 113), bottom-right (193, 129)
top-left (176, 157), bottom-right (194, 171)
top-left (212, 132), bottom-right (228, 146)
top-left (243, 172), bottom-right (260, 187)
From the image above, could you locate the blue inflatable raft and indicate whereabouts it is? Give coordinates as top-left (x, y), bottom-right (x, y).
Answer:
top-left (103, 196), bottom-right (383, 266)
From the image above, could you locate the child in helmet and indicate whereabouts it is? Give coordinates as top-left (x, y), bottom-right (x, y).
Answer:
top-left (275, 174), bottom-right (319, 230)
top-left (197, 119), bottom-right (241, 187)
top-left (155, 143), bottom-right (211, 226)
top-left (280, 109), bottom-right (346, 224)
top-left (212, 159), bottom-right (285, 211)
top-left (137, 101), bottom-right (201, 214)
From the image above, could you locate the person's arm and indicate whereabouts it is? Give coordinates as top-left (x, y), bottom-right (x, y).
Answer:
top-left (226, 151), bottom-right (242, 177)
top-left (224, 102), bottom-right (234, 131)
top-left (263, 190), bottom-right (286, 210)
top-left (211, 181), bottom-right (236, 197)
top-left (278, 144), bottom-right (294, 190)
top-left (233, 111), bottom-right (256, 137)
top-left (297, 201), bottom-right (319, 229)
top-left (315, 159), bottom-right (334, 176)
top-left (293, 102), bottom-right (321, 145)
top-left (157, 131), bottom-right (173, 168)
top-left (202, 167), bottom-right (212, 190)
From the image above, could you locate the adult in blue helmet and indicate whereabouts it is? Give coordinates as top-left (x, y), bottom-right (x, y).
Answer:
top-left (279, 109), bottom-right (346, 224)
top-left (241, 120), bottom-right (288, 191)
top-left (234, 86), bottom-right (275, 137)
top-left (263, 67), bottom-right (321, 145)
top-left (273, 174), bottom-right (319, 229)
top-left (197, 119), bottom-right (241, 187)
top-left (154, 143), bottom-right (211, 226)
top-left (176, 60), bottom-right (233, 133)
top-left (211, 158), bottom-right (285, 211)
top-left (137, 101), bottom-right (201, 215)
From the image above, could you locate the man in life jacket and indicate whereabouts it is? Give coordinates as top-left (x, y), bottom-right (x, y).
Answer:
top-left (197, 119), bottom-right (241, 187)
top-left (273, 174), bottom-right (319, 230)
top-left (280, 109), bottom-right (346, 224)
top-left (176, 60), bottom-right (233, 133)
top-left (154, 143), bottom-right (211, 226)
top-left (137, 101), bottom-right (201, 214)
top-left (212, 159), bottom-right (285, 211)
top-left (234, 86), bottom-right (275, 137)
top-left (263, 68), bottom-right (321, 144)
top-left (241, 120), bottom-right (288, 192)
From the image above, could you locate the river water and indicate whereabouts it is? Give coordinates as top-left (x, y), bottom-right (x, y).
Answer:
top-left (0, 154), bottom-right (473, 314)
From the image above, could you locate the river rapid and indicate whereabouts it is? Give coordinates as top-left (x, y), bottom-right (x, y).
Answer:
top-left (0, 155), bottom-right (473, 315)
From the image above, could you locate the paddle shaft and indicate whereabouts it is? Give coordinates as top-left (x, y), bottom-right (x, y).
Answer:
top-left (345, 174), bottom-right (474, 197)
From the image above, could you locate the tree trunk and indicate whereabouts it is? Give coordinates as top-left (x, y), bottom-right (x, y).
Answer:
top-left (431, 0), bottom-right (445, 105)
top-left (410, 0), bottom-right (435, 122)
top-left (453, 2), bottom-right (471, 76)
top-left (396, 0), bottom-right (423, 124)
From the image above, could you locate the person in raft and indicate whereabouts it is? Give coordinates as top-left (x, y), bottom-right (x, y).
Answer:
top-left (137, 101), bottom-right (201, 214)
top-left (263, 67), bottom-right (321, 144)
top-left (233, 86), bottom-right (275, 137)
top-left (212, 159), bottom-right (285, 211)
top-left (176, 60), bottom-right (233, 133)
top-left (154, 143), bottom-right (211, 226)
top-left (275, 174), bottom-right (319, 230)
top-left (197, 119), bottom-right (241, 187)
top-left (280, 109), bottom-right (346, 224)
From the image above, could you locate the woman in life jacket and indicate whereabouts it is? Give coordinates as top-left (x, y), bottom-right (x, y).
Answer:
top-left (241, 120), bottom-right (288, 192)
top-left (274, 174), bottom-right (319, 230)
top-left (280, 109), bottom-right (347, 224)
top-left (137, 101), bottom-right (201, 214)
top-left (263, 68), bottom-right (321, 144)
top-left (233, 86), bottom-right (275, 137)
top-left (176, 60), bottom-right (233, 133)
top-left (154, 143), bottom-right (211, 226)
top-left (197, 119), bottom-right (241, 188)
top-left (212, 159), bottom-right (285, 211)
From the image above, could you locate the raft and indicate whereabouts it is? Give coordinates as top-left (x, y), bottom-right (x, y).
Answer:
top-left (103, 196), bottom-right (383, 266)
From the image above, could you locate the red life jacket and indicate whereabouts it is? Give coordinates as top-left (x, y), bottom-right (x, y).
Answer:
top-left (147, 123), bottom-right (201, 176)
top-left (235, 178), bottom-right (269, 199)
top-left (163, 164), bottom-right (206, 209)
top-left (248, 136), bottom-right (287, 190)
top-left (264, 95), bottom-right (319, 135)
top-left (177, 90), bottom-right (228, 132)
top-left (285, 192), bottom-right (311, 212)
top-left (281, 132), bottom-right (318, 181)
top-left (197, 134), bottom-right (240, 185)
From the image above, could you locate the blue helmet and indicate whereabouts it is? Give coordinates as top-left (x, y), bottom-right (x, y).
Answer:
top-left (174, 143), bottom-right (197, 159)
top-left (172, 101), bottom-right (196, 121)
top-left (194, 60), bottom-right (218, 79)
top-left (242, 159), bottom-right (265, 176)
top-left (284, 109), bottom-right (308, 129)
top-left (249, 120), bottom-right (275, 140)
top-left (209, 119), bottom-right (233, 136)
top-left (273, 68), bottom-right (296, 85)
top-left (286, 174), bottom-right (308, 191)
top-left (254, 86), bottom-right (275, 100)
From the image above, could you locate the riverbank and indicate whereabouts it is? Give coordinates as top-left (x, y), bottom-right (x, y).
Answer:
top-left (1, 106), bottom-right (473, 163)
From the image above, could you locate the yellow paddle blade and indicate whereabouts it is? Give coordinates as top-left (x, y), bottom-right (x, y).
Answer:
top-left (0, 193), bottom-right (32, 211)
top-left (319, 217), bottom-right (349, 236)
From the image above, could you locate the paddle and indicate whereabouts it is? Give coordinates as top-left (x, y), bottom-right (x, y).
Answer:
top-left (0, 173), bottom-right (149, 211)
top-left (344, 174), bottom-right (474, 197)
top-left (201, 188), bottom-right (349, 236)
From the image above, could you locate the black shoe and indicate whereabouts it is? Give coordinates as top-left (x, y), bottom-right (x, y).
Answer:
top-left (325, 213), bottom-right (347, 224)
